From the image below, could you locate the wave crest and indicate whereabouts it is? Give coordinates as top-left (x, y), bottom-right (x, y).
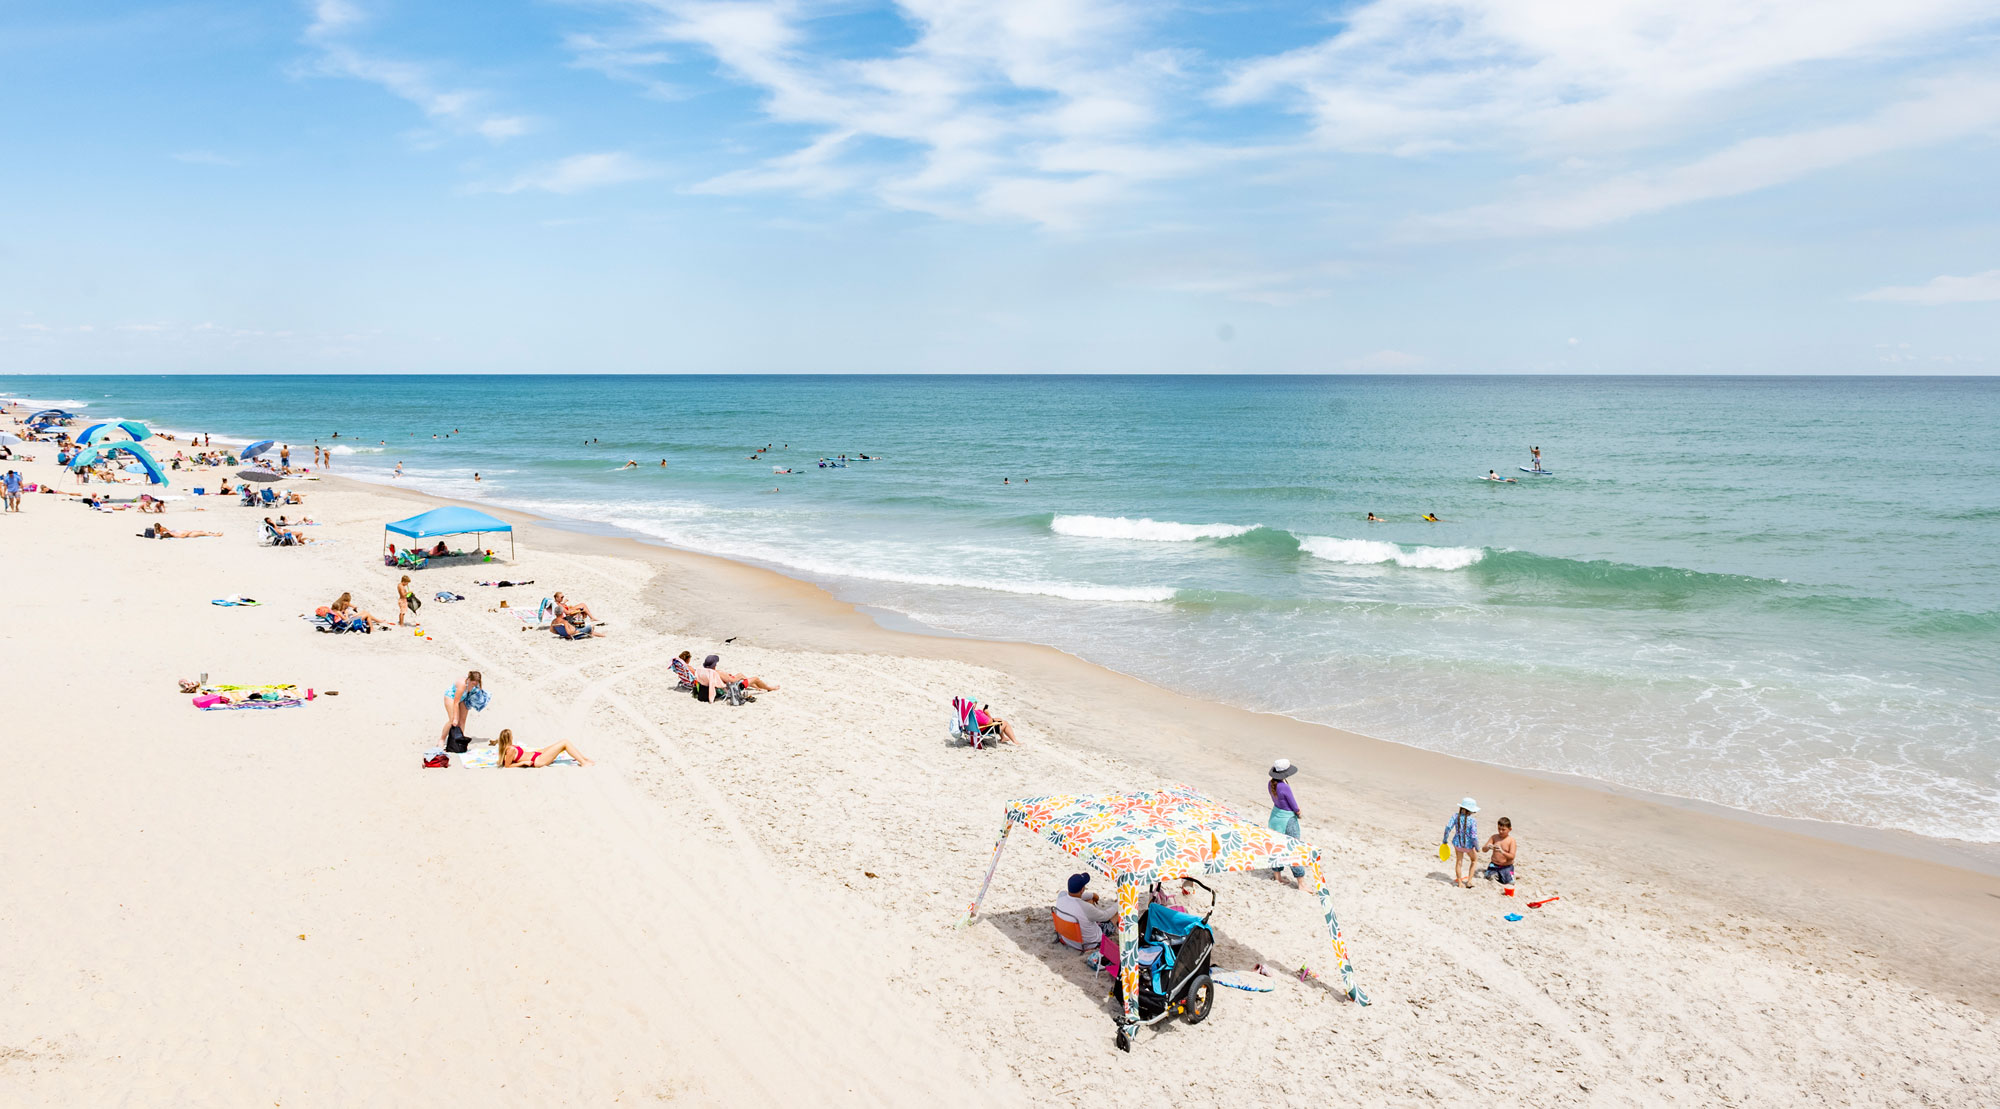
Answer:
top-left (1299, 536), bottom-right (1485, 571)
top-left (1051, 514), bottom-right (1255, 542)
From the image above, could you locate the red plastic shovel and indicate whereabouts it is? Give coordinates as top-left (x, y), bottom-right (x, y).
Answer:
top-left (1528, 895), bottom-right (1561, 908)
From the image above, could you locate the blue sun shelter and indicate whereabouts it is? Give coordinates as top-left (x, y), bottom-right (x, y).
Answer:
top-left (78, 419), bottom-right (154, 446)
top-left (68, 441), bottom-right (169, 486)
top-left (384, 506), bottom-right (514, 564)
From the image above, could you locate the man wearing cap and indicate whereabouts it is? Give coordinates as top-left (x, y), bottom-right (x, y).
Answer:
top-left (1267, 759), bottom-right (1308, 886)
top-left (1054, 872), bottom-right (1116, 948)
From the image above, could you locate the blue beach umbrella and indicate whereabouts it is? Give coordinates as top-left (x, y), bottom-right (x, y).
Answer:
top-left (241, 440), bottom-right (276, 459)
top-left (69, 441), bottom-right (170, 486)
top-left (78, 419), bottom-right (154, 446)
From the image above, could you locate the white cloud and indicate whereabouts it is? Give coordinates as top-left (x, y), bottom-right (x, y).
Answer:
top-left (1156, 263), bottom-right (1346, 306)
top-left (484, 152), bottom-right (662, 194)
top-left (580, 0), bottom-right (1246, 227)
top-left (1222, 0), bottom-right (2000, 234)
top-left (1857, 268), bottom-right (2000, 304)
top-left (1413, 76), bottom-right (2000, 237)
top-left (303, 0), bottom-right (531, 142)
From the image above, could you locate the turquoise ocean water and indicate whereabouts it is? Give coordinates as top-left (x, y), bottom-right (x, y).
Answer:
top-left (9, 375), bottom-right (1997, 844)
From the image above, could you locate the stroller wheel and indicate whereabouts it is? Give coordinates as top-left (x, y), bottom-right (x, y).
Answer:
top-left (1114, 1028), bottom-right (1131, 1053)
top-left (1183, 974), bottom-right (1215, 1025)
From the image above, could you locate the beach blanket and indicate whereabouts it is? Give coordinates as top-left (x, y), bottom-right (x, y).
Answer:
top-left (195, 696), bottom-right (304, 710)
top-left (457, 746), bottom-right (579, 768)
top-left (210, 596), bottom-right (262, 606)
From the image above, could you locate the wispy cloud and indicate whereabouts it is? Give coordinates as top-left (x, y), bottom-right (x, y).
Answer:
top-left (302, 0), bottom-right (531, 142)
top-left (1413, 76), bottom-right (2000, 237)
top-left (577, 0), bottom-right (1254, 228)
top-left (1221, 0), bottom-right (2000, 232)
top-left (481, 152), bottom-right (662, 194)
top-left (1857, 269), bottom-right (2000, 304)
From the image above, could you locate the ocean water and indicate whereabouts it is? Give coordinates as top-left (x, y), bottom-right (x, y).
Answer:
top-left (10, 374), bottom-right (1998, 843)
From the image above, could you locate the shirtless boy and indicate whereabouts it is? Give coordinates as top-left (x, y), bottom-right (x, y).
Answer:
top-left (1481, 817), bottom-right (1517, 885)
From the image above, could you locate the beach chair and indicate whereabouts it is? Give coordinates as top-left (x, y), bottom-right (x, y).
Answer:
top-left (670, 656), bottom-right (698, 692)
top-left (259, 487), bottom-right (279, 507)
top-left (264, 522), bottom-right (297, 547)
top-left (1053, 910), bottom-right (1111, 977)
top-left (950, 696), bottom-right (996, 750)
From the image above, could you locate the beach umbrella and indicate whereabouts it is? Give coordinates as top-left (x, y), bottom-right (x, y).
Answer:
top-left (242, 440), bottom-right (276, 459)
top-left (236, 469), bottom-right (281, 483)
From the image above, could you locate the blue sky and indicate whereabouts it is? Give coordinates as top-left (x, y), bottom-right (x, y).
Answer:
top-left (3, 0), bottom-right (1998, 373)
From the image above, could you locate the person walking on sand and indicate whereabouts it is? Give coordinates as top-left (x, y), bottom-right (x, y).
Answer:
top-left (1267, 759), bottom-right (1308, 886)
top-left (1443, 798), bottom-right (1480, 887)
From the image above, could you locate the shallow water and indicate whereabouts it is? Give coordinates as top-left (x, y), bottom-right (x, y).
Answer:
top-left (13, 374), bottom-right (1997, 842)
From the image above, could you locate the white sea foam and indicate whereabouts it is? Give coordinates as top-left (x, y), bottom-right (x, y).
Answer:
top-left (1051, 514), bottom-right (1255, 542)
top-left (1299, 536), bottom-right (1484, 571)
top-left (3, 396), bottom-right (92, 410)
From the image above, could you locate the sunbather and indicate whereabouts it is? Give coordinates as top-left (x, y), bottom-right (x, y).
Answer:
top-left (263, 516), bottom-right (308, 544)
top-left (671, 651), bottom-right (698, 690)
top-left (145, 525), bottom-right (221, 538)
top-left (329, 592), bottom-right (390, 631)
top-left (552, 592), bottom-right (597, 623)
top-left (137, 494), bottom-right (165, 514)
top-left (551, 619), bottom-right (604, 639)
top-left (697, 654), bottom-right (778, 693)
top-left (496, 728), bottom-right (594, 767)
top-left (970, 702), bottom-right (1019, 745)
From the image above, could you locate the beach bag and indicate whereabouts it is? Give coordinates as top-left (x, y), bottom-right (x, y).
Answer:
top-left (726, 681), bottom-right (749, 706)
top-left (423, 751), bottom-right (450, 768)
top-left (445, 725), bottom-right (469, 754)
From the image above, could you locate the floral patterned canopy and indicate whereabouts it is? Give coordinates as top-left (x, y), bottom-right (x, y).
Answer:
top-left (961, 784), bottom-right (1367, 1048)
top-left (1004, 784), bottom-right (1316, 882)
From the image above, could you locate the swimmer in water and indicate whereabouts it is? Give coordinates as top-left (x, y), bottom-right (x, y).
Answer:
top-left (1367, 513), bottom-right (1383, 522)
top-left (659, 459), bottom-right (667, 467)
top-left (1422, 513), bottom-right (1441, 523)
top-left (622, 461), bottom-right (638, 469)
top-left (474, 472), bottom-right (481, 482)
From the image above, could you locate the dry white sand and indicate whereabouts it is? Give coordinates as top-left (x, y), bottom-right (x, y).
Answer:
top-left (2, 426), bottom-right (1996, 1106)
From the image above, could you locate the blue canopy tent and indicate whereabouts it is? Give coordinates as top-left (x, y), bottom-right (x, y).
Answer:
top-left (68, 441), bottom-right (169, 486)
top-left (384, 506), bottom-right (513, 563)
top-left (28, 408), bottom-right (74, 424)
top-left (78, 419), bottom-right (154, 446)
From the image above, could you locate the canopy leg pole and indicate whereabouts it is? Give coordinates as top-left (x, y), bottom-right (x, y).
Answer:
top-left (1305, 847), bottom-right (1368, 1005)
top-left (956, 820), bottom-right (1013, 929)
top-left (1115, 876), bottom-right (1141, 1050)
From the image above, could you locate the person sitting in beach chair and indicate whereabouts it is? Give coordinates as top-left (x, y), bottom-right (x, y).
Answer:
top-left (950, 696), bottom-right (1018, 748)
top-left (552, 592), bottom-right (597, 624)
top-left (263, 517), bottom-right (306, 546)
top-left (691, 655), bottom-right (775, 703)
top-left (284, 490), bottom-right (304, 505)
top-left (671, 651), bottom-right (698, 691)
top-left (551, 619), bottom-right (605, 640)
top-left (240, 486), bottom-right (260, 506)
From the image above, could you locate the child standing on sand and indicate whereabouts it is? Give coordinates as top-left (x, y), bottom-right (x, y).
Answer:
top-left (1443, 797), bottom-right (1479, 888)
top-left (1481, 817), bottom-right (1517, 886)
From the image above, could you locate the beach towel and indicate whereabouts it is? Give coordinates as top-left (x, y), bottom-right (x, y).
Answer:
top-left (210, 596), bottom-right (262, 606)
top-left (434, 591), bottom-right (464, 603)
top-left (194, 695), bottom-right (304, 710)
top-left (457, 746), bottom-right (579, 768)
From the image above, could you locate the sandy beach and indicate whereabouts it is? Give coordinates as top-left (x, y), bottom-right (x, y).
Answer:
top-left (2, 430), bottom-right (1997, 1106)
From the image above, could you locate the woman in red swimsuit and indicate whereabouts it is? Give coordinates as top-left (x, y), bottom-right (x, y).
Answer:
top-left (496, 729), bottom-right (595, 768)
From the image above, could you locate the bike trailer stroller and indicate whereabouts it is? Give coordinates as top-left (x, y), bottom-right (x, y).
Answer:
top-left (1109, 881), bottom-right (1217, 1043)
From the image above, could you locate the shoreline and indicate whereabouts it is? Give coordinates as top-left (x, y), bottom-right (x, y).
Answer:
top-left (341, 465), bottom-right (2000, 879)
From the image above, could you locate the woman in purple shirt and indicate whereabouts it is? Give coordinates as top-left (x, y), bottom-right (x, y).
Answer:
top-left (1267, 758), bottom-right (1307, 885)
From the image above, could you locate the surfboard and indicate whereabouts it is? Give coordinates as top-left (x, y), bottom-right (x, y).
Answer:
top-left (1519, 467), bottom-right (1554, 475)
